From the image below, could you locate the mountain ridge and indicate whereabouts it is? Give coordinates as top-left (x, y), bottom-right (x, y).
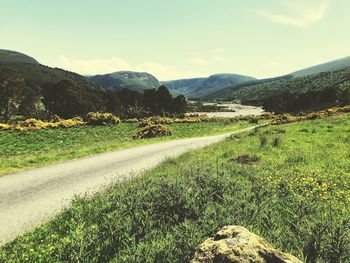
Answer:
top-left (291, 56), bottom-right (350, 77)
top-left (0, 49), bottom-right (39, 64)
top-left (89, 71), bottom-right (160, 92)
top-left (163, 73), bottom-right (256, 98)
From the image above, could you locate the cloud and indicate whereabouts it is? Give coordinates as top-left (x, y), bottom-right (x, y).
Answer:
top-left (255, 0), bottom-right (330, 28)
top-left (58, 56), bottom-right (130, 75)
top-left (212, 56), bottom-right (225, 62)
top-left (187, 56), bottom-right (208, 65)
top-left (57, 56), bottom-right (204, 80)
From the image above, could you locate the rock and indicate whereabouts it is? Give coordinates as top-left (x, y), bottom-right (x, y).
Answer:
top-left (191, 226), bottom-right (303, 263)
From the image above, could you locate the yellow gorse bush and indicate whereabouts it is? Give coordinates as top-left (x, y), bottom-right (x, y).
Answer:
top-left (133, 124), bottom-right (172, 139)
top-left (86, 112), bottom-right (120, 126)
top-left (11, 117), bottom-right (85, 131)
top-left (124, 118), bottom-right (139, 123)
top-left (261, 167), bottom-right (350, 203)
top-left (269, 105), bottom-right (350, 125)
top-left (0, 123), bottom-right (11, 131)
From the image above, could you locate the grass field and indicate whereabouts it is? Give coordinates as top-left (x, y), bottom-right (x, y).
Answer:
top-left (1, 114), bottom-right (349, 262)
top-left (0, 120), bottom-right (250, 175)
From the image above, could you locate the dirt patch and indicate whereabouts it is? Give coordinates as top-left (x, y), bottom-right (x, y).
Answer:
top-left (231, 154), bottom-right (260, 165)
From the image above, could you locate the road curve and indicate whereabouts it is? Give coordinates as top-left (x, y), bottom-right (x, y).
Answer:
top-left (0, 126), bottom-right (256, 245)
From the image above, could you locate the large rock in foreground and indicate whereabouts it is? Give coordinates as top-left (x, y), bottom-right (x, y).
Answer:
top-left (191, 226), bottom-right (303, 263)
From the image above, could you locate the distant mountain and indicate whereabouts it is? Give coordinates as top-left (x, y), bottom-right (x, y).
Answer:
top-left (89, 71), bottom-right (160, 92)
top-left (0, 49), bottom-right (39, 64)
top-left (291, 56), bottom-right (350, 77)
top-left (206, 75), bottom-right (292, 100)
top-left (163, 73), bottom-right (256, 98)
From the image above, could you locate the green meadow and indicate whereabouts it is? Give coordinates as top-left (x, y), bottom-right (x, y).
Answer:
top-left (1, 114), bottom-right (349, 262)
top-left (0, 120), bottom-right (250, 175)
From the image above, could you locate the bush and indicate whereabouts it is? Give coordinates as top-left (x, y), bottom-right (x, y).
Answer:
top-left (272, 137), bottom-right (281, 147)
top-left (12, 117), bottom-right (85, 131)
top-left (51, 114), bottom-right (62, 123)
top-left (0, 123), bottom-right (11, 131)
top-left (56, 117), bottom-right (85, 128)
top-left (17, 118), bottom-right (48, 130)
top-left (86, 112), bottom-right (120, 126)
top-left (259, 135), bottom-right (268, 147)
top-left (133, 125), bottom-right (172, 139)
top-left (124, 118), bottom-right (139, 123)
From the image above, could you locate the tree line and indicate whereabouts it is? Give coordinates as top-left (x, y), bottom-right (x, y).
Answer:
top-left (0, 67), bottom-right (187, 122)
top-left (262, 84), bottom-right (350, 113)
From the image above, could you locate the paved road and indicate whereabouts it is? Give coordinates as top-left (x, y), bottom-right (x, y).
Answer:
top-left (0, 126), bottom-right (256, 245)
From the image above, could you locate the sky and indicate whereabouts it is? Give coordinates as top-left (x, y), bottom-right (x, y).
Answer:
top-left (1, 0), bottom-right (349, 80)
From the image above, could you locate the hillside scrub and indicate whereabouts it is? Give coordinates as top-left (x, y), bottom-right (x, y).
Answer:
top-left (209, 66), bottom-right (350, 113)
top-left (133, 124), bottom-right (172, 139)
top-left (86, 112), bottom-right (120, 126)
top-left (0, 114), bottom-right (349, 262)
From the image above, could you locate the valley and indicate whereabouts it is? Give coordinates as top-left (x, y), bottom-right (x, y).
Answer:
top-left (186, 101), bottom-right (264, 117)
top-left (0, 49), bottom-right (350, 263)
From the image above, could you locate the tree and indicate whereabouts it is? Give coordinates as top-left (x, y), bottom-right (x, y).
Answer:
top-left (173, 95), bottom-right (187, 113)
top-left (0, 67), bottom-right (25, 122)
top-left (18, 84), bottom-right (42, 118)
top-left (104, 89), bottom-right (122, 114)
top-left (43, 79), bottom-right (98, 118)
top-left (156, 86), bottom-right (172, 114)
top-left (143, 88), bottom-right (158, 113)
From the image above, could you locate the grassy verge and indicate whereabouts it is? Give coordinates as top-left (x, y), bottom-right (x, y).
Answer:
top-left (0, 120), bottom-right (250, 175)
top-left (1, 114), bottom-right (349, 262)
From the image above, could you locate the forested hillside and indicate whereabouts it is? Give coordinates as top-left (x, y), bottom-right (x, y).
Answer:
top-left (208, 68), bottom-right (350, 113)
top-left (0, 49), bottom-right (39, 64)
top-left (0, 51), bottom-right (186, 121)
top-left (291, 56), bottom-right (350, 77)
top-left (206, 75), bottom-right (292, 100)
top-left (164, 73), bottom-right (256, 98)
top-left (89, 71), bottom-right (160, 92)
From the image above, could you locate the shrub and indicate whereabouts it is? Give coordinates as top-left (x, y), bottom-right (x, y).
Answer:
top-left (133, 125), bottom-right (172, 139)
top-left (56, 118), bottom-right (85, 128)
top-left (12, 117), bottom-right (85, 131)
top-left (272, 137), bottom-right (281, 147)
top-left (231, 154), bottom-right (260, 165)
top-left (0, 124), bottom-right (11, 131)
top-left (86, 112), bottom-right (120, 126)
top-left (51, 114), bottom-right (62, 123)
top-left (138, 119), bottom-right (155, 127)
top-left (259, 135), bottom-right (268, 147)
top-left (17, 118), bottom-right (48, 130)
top-left (124, 118), bottom-right (139, 123)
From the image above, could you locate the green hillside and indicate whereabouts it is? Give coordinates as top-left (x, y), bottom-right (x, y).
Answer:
top-left (0, 50), bottom-right (100, 90)
top-left (164, 73), bottom-right (256, 98)
top-left (207, 68), bottom-right (350, 112)
top-left (0, 49), bottom-right (39, 64)
top-left (206, 75), bottom-right (292, 100)
top-left (0, 50), bottom-right (107, 120)
top-left (89, 71), bottom-right (160, 92)
top-left (292, 56), bottom-right (350, 77)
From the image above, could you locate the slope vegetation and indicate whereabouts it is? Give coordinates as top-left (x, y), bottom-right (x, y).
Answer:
top-left (292, 56), bottom-right (350, 77)
top-left (208, 67), bottom-right (350, 112)
top-left (89, 71), bottom-right (160, 92)
top-left (0, 50), bottom-right (100, 90)
top-left (164, 73), bottom-right (256, 98)
top-left (0, 49), bottom-right (39, 64)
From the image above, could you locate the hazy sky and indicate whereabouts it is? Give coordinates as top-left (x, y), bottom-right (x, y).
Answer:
top-left (1, 0), bottom-right (349, 80)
